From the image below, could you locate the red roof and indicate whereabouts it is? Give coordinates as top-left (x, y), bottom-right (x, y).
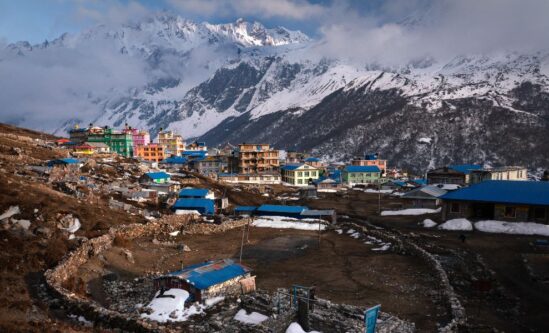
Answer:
top-left (56, 138), bottom-right (70, 143)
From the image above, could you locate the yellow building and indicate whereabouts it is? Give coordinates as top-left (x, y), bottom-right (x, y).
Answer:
top-left (73, 144), bottom-right (94, 155)
top-left (281, 163), bottom-right (320, 186)
top-left (158, 131), bottom-right (185, 156)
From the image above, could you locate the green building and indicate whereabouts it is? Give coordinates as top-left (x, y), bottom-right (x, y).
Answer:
top-left (88, 128), bottom-right (133, 157)
top-left (342, 165), bottom-right (381, 186)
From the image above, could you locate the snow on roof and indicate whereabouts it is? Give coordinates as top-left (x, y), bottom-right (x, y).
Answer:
top-left (343, 165), bottom-right (381, 173)
top-left (440, 180), bottom-right (549, 206)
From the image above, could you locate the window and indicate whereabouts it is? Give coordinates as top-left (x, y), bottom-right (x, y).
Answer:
top-left (504, 206), bottom-right (516, 218)
top-left (298, 172), bottom-right (303, 177)
top-left (304, 171), bottom-right (310, 177)
top-left (298, 179), bottom-right (303, 184)
top-left (450, 203), bottom-right (460, 213)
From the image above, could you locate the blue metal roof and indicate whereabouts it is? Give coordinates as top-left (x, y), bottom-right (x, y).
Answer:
top-left (47, 158), bottom-right (80, 166)
top-left (440, 180), bottom-right (549, 206)
top-left (182, 150), bottom-right (207, 157)
top-left (343, 165), bottom-right (381, 173)
top-left (393, 180), bottom-right (407, 187)
top-left (179, 188), bottom-right (209, 198)
top-left (145, 171), bottom-right (170, 180)
top-left (411, 178), bottom-right (427, 185)
top-left (281, 163), bottom-right (303, 171)
top-left (162, 156), bottom-right (188, 164)
top-left (235, 206), bottom-right (258, 212)
top-left (172, 198), bottom-right (215, 214)
top-left (167, 259), bottom-right (250, 290)
top-left (257, 204), bottom-right (308, 214)
top-left (448, 164), bottom-right (483, 175)
top-left (304, 157), bottom-right (320, 162)
top-left (218, 173), bottom-right (238, 177)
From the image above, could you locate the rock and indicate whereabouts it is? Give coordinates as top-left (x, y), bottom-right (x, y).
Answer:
top-left (35, 227), bottom-right (52, 238)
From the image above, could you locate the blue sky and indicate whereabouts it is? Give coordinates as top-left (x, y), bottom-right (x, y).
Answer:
top-left (0, 0), bottom-right (391, 43)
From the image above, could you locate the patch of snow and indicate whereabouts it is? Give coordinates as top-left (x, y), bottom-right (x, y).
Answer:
top-left (0, 206), bottom-right (20, 220)
top-left (233, 309), bottom-right (269, 325)
top-left (285, 322), bottom-right (321, 333)
top-left (169, 231), bottom-right (180, 237)
top-left (335, 229), bottom-right (343, 234)
top-left (418, 137), bottom-right (432, 144)
top-left (12, 219), bottom-right (31, 230)
top-left (438, 219), bottom-right (473, 231)
top-left (141, 288), bottom-right (202, 323)
top-left (381, 207), bottom-right (441, 216)
top-left (372, 243), bottom-right (391, 251)
top-left (350, 232), bottom-right (360, 239)
top-left (346, 229), bottom-right (356, 234)
top-left (421, 219), bottom-right (438, 228)
top-left (64, 218), bottom-right (81, 233)
top-left (252, 216), bottom-right (326, 231)
top-left (175, 210), bottom-right (201, 215)
top-left (475, 220), bottom-right (549, 236)
top-left (205, 296), bottom-right (225, 307)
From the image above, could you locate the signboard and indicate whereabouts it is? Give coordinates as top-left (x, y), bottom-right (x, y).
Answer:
top-left (364, 305), bottom-right (381, 333)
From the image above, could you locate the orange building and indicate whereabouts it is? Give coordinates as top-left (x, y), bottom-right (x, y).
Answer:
top-left (135, 143), bottom-right (165, 162)
top-left (238, 144), bottom-right (279, 174)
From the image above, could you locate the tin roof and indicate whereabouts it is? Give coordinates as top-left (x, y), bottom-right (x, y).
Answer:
top-left (343, 165), bottom-right (381, 173)
top-left (172, 198), bottom-right (215, 214)
top-left (257, 204), bottom-right (308, 214)
top-left (281, 163), bottom-right (304, 171)
top-left (440, 180), bottom-right (549, 206)
top-left (166, 259), bottom-right (250, 290)
top-left (448, 164), bottom-right (483, 175)
top-left (179, 188), bottom-right (209, 198)
top-left (145, 172), bottom-right (170, 180)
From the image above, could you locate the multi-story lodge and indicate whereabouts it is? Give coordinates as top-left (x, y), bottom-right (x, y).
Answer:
top-left (281, 163), bottom-right (320, 186)
top-left (351, 153), bottom-right (387, 175)
top-left (470, 166), bottom-right (528, 184)
top-left (158, 130), bottom-right (185, 156)
top-left (135, 143), bottom-right (165, 163)
top-left (237, 144), bottom-right (279, 174)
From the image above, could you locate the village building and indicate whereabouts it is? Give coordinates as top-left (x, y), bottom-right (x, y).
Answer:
top-left (237, 143), bottom-right (279, 174)
top-left (217, 173), bottom-right (281, 185)
top-left (153, 259), bottom-right (253, 303)
top-left (127, 128), bottom-right (150, 156)
top-left (186, 141), bottom-right (208, 151)
top-left (135, 143), bottom-right (165, 163)
top-left (172, 198), bottom-right (215, 215)
top-left (179, 188), bottom-right (215, 199)
top-left (88, 128), bottom-right (134, 157)
top-left (351, 153), bottom-right (387, 175)
top-left (304, 157), bottom-right (323, 169)
top-left (281, 163), bottom-right (320, 186)
top-left (139, 171), bottom-right (171, 184)
top-left (285, 151), bottom-right (310, 164)
top-left (256, 204), bottom-right (309, 219)
top-left (470, 166), bottom-right (528, 184)
top-left (427, 164), bottom-right (483, 186)
top-left (190, 156), bottom-right (225, 176)
top-left (381, 180), bottom-right (417, 192)
top-left (342, 165), bottom-right (381, 186)
top-left (440, 180), bottom-right (549, 223)
top-left (85, 142), bottom-right (111, 154)
top-left (68, 126), bottom-right (89, 144)
top-left (401, 185), bottom-right (448, 209)
top-left (72, 144), bottom-right (94, 156)
top-left (157, 130), bottom-right (185, 156)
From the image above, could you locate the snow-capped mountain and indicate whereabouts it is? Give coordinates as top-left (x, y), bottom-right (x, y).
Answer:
top-left (2, 13), bottom-right (549, 172)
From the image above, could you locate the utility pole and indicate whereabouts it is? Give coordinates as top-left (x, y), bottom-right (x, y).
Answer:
top-left (239, 222), bottom-right (246, 263)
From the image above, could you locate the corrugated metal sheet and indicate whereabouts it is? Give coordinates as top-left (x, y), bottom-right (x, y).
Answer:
top-left (343, 165), bottom-right (381, 173)
top-left (167, 259), bottom-right (250, 290)
top-left (145, 172), bottom-right (170, 180)
top-left (440, 180), bottom-right (549, 206)
top-left (257, 204), bottom-right (308, 214)
top-left (172, 198), bottom-right (215, 214)
top-left (179, 188), bottom-right (209, 198)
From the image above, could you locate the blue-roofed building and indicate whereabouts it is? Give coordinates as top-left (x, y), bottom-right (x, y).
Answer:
top-left (179, 188), bottom-right (213, 199)
top-left (153, 259), bottom-right (252, 302)
top-left (342, 165), bottom-right (381, 186)
top-left (428, 164), bottom-right (483, 185)
top-left (257, 204), bottom-right (309, 218)
top-left (161, 156), bottom-right (188, 165)
top-left (304, 157), bottom-right (323, 168)
top-left (440, 180), bottom-right (549, 223)
top-left (234, 206), bottom-right (258, 215)
top-left (171, 198), bottom-right (215, 215)
top-left (47, 158), bottom-right (80, 167)
top-left (281, 163), bottom-right (320, 186)
top-left (140, 171), bottom-right (171, 184)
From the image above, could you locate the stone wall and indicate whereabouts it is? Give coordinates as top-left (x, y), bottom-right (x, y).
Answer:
top-left (44, 215), bottom-right (252, 332)
top-left (342, 223), bottom-right (467, 332)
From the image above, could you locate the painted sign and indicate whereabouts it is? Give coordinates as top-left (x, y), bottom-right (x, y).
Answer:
top-left (364, 304), bottom-right (381, 333)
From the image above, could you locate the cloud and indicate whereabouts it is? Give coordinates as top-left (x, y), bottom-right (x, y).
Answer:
top-left (167, 0), bottom-right (327, 20)
top-left (315, 0), bottom-right (549, 65)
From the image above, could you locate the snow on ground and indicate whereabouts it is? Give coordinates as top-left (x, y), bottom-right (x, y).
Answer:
top-left (0, 206), bottom-right (20, 220)
top-left (63, 218), bottom-right (81, 233)
top-left (475, 220), bottom-right (549, 236)
top-left (252, 216), bottom-right (326, 230)
top-left (346, 229), bottom-right (356, 234)
top-left (335, 229), bottom-right (343, 234)
top-left (350, 232), bottom-right (360, 239)
top-left (438, 219), bottom-right (473, 231)
top-left (364, 189), bottom-right (394, 194)
top-left (13, 219), bottom-right (31, 230)
top-left (421, 219), bottom-right (438, 228)
top-left (169, 231), bottom-right (180, 237)
top-left (204, 296), bottom-right (225, 307)
top-left (175, 210), bottom-right (201, 215)
top-left (233, 309), bottom-right (269, 325)
top-left (285, 322), bottom-right (321, 333)
top-left (381, 207), bottom-right (441, 216)
top-left (141, 289), bottom-right (191, 322)
top-left (372, 243), bottom-right (392, 251)
top-left (418, 137), bottom-right (432, 144)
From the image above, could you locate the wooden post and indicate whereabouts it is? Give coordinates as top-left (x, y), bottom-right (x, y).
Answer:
top-left (239, 222), bottom-right (246, 263)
